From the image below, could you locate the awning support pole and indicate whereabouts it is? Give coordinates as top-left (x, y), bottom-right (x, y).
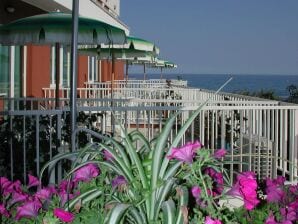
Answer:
top-left (143, 63), bottom-right (146, 80)
top-left (55, 43), bottom-right (60, 109)
top-left (70, 0), bottom-right (79, 152)
top-left (125, 60), bottom-right (129, 84)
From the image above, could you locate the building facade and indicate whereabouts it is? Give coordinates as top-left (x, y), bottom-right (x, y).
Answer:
top-left (0, 0), bottom-right (128, 100)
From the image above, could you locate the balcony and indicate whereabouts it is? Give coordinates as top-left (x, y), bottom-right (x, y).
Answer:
top-left (0, 79), bottom-right (297, 184)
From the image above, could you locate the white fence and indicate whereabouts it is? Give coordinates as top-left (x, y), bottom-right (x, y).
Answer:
top-left (1, 80), bottom-right (298, 183)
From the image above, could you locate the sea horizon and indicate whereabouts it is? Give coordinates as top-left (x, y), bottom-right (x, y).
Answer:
top-left (129, 73), bottom-right (298, 99)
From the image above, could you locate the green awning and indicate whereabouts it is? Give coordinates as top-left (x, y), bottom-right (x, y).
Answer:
top-left (79, 35), bottom-right (159, 63)
top-left (79, 47), bottom-right (151, 60)
top-left (101, 35), bottom-right (159, 56)
top-left (153, 58), bottom-right (178, 68)
top-left (165, 61), bottom-right (178, 68)
top-left (126, 36), bottom-right (155, 52)
top-left (0, 12), bottom-right (126, 45)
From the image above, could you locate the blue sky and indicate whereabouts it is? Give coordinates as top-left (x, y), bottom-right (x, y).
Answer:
top-left (121, 1), bottom-right (298, 75)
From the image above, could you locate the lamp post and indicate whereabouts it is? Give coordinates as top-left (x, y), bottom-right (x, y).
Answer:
top-left (70, 0), bottom-right (79, 152)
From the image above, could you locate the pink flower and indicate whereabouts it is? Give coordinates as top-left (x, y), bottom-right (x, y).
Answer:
top-left (205, 216), bottom-right (222, 224)
top-left (35, 186), bottom-right (56, 201)
top-left (204, 167), bottom-right (224, 195)
top-left (280, 206), bottom-right (297, 222)
top-left (167, 140), bottom-right (202, 164)
top-left (213, 148), bottom-right (227, 159)
top-left (191, 186), bottom-right (201, 198)
top-left (289, 184), bottom-right (298, 194)
top-left (53, 208), bottom-right (74, 223)
top-left (27, 174), bottom-right (40, 188)
top-left (3, 180), bottom-right (22, 195)
top-left (266, 177), bottom-right (285, 203)
top-left (15, 200), bottom-right (42, 221)
top-left (73, 164), bottom-right (100, 183)
top-left (0, 203), bottom-right (10, 218)
top-left (8, 191), bottom-right (28, 206)
top-left (58, 180), bottom-right (75, 192)
top-left (227, 171), bottom-right (259, 210)
top-left (104, 150), bottom-right (114, 161)
top-left (0, 177), bottom-right (12, 190)
top-left (58, 191), bottom-right (80, 207)
top-left (0, 178), bottom-right (13, 196)
top-left (111, 175), bottom-right (127, 188)
top-left (265, 212), bottom-right (278, 224)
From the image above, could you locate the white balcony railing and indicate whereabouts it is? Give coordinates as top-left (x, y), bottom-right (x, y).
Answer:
top-left (1, 79), bottom-right (298, 183)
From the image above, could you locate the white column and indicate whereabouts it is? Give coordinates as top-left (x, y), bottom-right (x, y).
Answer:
top-left (23, 46), bottom-right (27, 97)
top-left (9, 46), bottom-right (15, 99)
top-left (67, 51), bottom-right (71, 87)
top-left (59, 46), bottom-right (63, 86)
top-left (51, 46), bottom-right (55, 87)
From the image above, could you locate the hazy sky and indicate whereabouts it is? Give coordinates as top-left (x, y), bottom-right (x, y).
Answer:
top-left (120, 1), bottom-right (298, 75)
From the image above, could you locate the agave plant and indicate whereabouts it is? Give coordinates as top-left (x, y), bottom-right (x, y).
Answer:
top-left (40, 79), bottom-right (232, 224)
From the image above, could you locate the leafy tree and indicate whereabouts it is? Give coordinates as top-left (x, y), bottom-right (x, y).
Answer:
top-left (234, 89), bottom-right (279, 100)
top-left (286, 84), bottom-right (298, 103)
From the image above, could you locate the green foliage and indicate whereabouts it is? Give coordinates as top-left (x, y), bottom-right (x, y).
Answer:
top-left (234, 89), bottom-right (279, 100)
top-left (0, 111), bottom-right (104, 180)
top-left (287, 84), bottom-right (298, 103)
top-left (39, 78), bottom-right (234, 223)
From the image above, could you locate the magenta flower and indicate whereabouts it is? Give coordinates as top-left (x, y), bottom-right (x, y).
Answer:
top-left (289, 184), bottom-right (298, 194)
top-left (73, 164), bottom-right (100, 183)
top-left (167, 140), bottom-right (202, 164)
top-left (0, 204), bottom-right (10, 218)
top-left (265, 212), bottom-right (278, 224)
top-left (0, 177), bottom-right (12, 190)
top-left (111, 175), bottom-right (127, 189)
top-left (35, 186), bottom-right (56, 201)
top-left (205, 216), bottom-right (222, 224)
top-left (104, 150), bottom-right (114, 161)
top-left (15, 200), bottom-right (42, 221)
top-left (191, 186), bottom-right (201, 198)
top-left (266, 177), bottom-right (285, 203)
top-left (204, 167), bottom-right (224, 195)
top-left (58, 180), bottom-right (75, 192)
top-left (3, 180), bottom-right (22, 196)
top-left (213, 148), bottom-right (227, 159)
top-left (288, 200), bottom-right (298, 211)
top-left (58, 190), bottom-right (80, 207)
top-left (53, 208), bottom-right (75, 223)
top-left (227, 171), bottom-right (259, 210)
top-left (280, 206), bottom-right (297, 223)
top-left (8, 191), bottom-right (28, 206)
top-left (27, 174), bottom-right (40, 188)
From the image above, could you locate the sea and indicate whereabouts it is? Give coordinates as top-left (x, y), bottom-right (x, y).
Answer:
top-left (129, 74), bottom-right (298, 99)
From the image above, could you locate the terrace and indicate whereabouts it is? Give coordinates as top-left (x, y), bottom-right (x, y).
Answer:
top-left (1, 78), bottom-right (297, 184)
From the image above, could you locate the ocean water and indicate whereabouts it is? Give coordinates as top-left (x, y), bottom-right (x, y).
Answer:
top-left (129, 74), bottom-right (298, 99)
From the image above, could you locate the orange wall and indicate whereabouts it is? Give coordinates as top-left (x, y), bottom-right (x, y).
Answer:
top-left (26, 45), bottom-right (51, 98)
top-left (115, 60), bottom-right (125, 80)
top-left (78, 55), bottom-right (88, 88)
top-left (0, 98), bottom-right (3, 113)
top-left (25, 48), bottom-right (124, 98)
top-left (100, 60), bottom-right (124, 82)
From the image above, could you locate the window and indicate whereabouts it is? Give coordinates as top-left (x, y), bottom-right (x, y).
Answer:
top-left (0, 45), bottom-right (9, 96)
top-left (50, 45), bottom-right (70, 87)
top-left (14, 46), bottom-right (21, 97)
top-left (88, 56), bottom-right (98, 83)
top-left (62, 48), bottom-right (70, 87)
top-left (0, 45), bottom-right (21, 98)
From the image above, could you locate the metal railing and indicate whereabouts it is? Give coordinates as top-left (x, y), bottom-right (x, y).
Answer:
top-left (1, 81), bottom-right (298, 184)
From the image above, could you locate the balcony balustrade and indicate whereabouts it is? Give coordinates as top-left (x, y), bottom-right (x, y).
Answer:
top-left (0, 79), bottom-right (297, 184)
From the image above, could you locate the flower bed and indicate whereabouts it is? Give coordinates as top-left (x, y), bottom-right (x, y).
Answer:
top-left (1, 106), bottom-right (297, 223)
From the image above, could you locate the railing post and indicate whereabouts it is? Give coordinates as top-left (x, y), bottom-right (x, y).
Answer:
top-left (35, 115), bottom-right (40, 176)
